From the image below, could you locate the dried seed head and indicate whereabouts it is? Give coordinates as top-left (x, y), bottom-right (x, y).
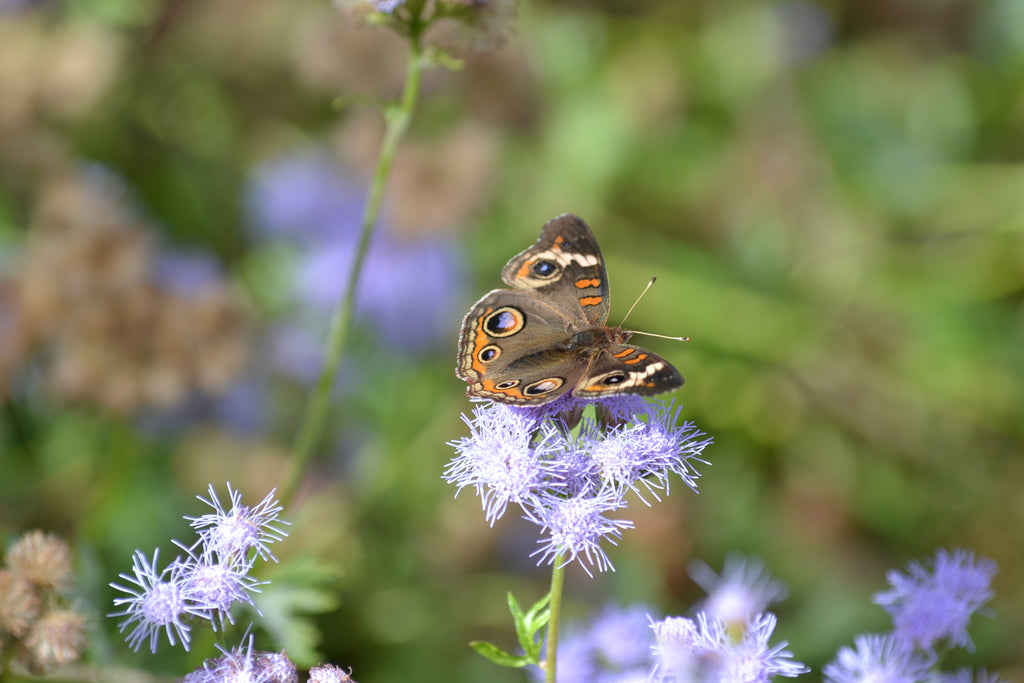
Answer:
top-left (7, 530), bottom-right (73, 592)
top-left (22, 608), bottom-right (88, 673)
top-left (0, 569), bottom-right (41, 638)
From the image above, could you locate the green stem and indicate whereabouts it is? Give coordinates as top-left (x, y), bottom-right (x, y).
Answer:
top-left (282, 30), bottom-right (424, 507)
top-left (545, 558), bottom-right (566, 683)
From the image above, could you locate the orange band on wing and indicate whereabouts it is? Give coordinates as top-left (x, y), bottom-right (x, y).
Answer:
top-left (613, 348), bottom-right (636, 358)
top-left (469, 309), bottom-right (494, 375)
top-left (623, 353), bottom-right (648, 365)
top-left (579, 296), bottom-right (603, 306)
top-left (575, 278), bottom-right (602, 289)
top-left (516, 259), bottom-right (533, 279)
top-left (481, 379), bottom-right (525, 400)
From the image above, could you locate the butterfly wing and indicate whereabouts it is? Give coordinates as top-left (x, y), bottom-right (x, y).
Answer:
top-left (456, 289), bottom-right (589, 405)
top-left (500, 214), bottom-right (612, 327)
top-left (574, 343), bottom-right (684, 399)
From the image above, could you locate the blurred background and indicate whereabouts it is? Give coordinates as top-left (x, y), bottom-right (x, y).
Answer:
top-left (1, 0), bottom-right (1023, 680)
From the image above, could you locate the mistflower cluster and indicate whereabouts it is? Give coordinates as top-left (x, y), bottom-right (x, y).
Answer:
top-left (446, 395), bottom-right (711, 575)
top-left (1, 170), bottom-right (249, 413)
top-left (536, 559), bottom-right (805, 683)
top-left (0, 531), bottom-right (87, 675)
top-left (181, 634), bottom-right (358, 683)
top-left (109, 483), bottom-right (289, 653)
top-left (651, 612), bottom-right (807, 683)
top-left (824, 548), bottom-right (1003, 683)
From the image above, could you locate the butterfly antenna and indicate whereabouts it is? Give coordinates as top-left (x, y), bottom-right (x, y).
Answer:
top-left (619, 277), bottom-right (656, 327)
top-left (620, 276), bottom-right (691, 342)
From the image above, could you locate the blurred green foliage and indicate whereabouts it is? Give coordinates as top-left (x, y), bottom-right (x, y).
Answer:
top-left (1, 0), bottom-right (1023, 681)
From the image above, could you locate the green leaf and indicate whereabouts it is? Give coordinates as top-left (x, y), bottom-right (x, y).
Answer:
top-left (507, 591), bottom-right (550, 659)
top-left (470, 641), bottom-right (533, 668)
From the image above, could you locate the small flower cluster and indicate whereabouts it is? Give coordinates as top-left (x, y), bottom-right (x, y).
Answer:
top-left (536, 556), bottom-right (805, 683)
top-left (336, 0), bottom-right (518, 55)
top-left (825, 548), bottom-right (1002, 683)
top-left (446, 395), bottom-right (712, 575)
top-left (0, 531), bottom-right (87, 675)
top-left (181, 634), bottom-right (358, 683)
top-left (109, 483), bottom-right (289, 653)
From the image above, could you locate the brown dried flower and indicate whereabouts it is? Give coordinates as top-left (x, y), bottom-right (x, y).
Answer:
top-left (0, 569), bottom-right (40, 639)
top-left (21, 608), bottom-right (88, 674)
top-left (6, 530), bottom-right (72, 593)
top-left (6, 172), bottom-right (250, 414)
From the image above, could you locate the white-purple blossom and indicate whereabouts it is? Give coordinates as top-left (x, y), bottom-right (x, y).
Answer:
top-left (873, 548), bottom-right (996, 651)
top-left (445, 403), bottom-right (567, 524)
top-left (823, 634), bottom-right (935, 683)
top-left (187, 483), bottom-right (290, 563)
top-left (446, 397), bottom-right (711, 575)
top-left (173, 542), bottom-right (266, 630)
top-left (109, 549), bottom-right (199, 653)
top-left (526, 487), bottom-right (634, 576)
top-left (689, 554), bottom-right (788, 628)
top-left (110, 484), bottom-right (288, 653)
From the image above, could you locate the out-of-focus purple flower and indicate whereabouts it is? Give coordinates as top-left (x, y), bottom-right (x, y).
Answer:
top-left (153, 251), bottom-right (225, 297)
top-left (823, 634), bottom-right (935, 683)
top-left (689, 554), bottom-right (788, 629)
top-left (590, 603), bottom-right (657, 671)
top-left (245, 152), bottom-right (364, 244)
top-left (530, 603), bottom-right (654, 683)
top-left (245, 150), bottom-right (465, 354)
top-left (873, 549), bottom-right (996, 651)
top-left (650, 612), bottom-right (807, 683)
top-left (447, 398), bottom-right (711, 575)
top-left (371, 0), bottom-right (406, 12)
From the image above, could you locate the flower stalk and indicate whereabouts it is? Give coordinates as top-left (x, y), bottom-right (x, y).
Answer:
top-left (283, 24), bottom-right (426, 507)
top-left (544, 558), bottom-right (566, 683)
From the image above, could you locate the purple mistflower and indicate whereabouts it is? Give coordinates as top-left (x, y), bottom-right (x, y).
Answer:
top-left (589, 400), bottom-right (710, 503)
top-left (445, 402), bottom-right (565, 524)
top-left (526, 486), bottom-right (634, 577)
top-left (187, 483), bottom-right (290, 563)
top-left (109, 549), bottom-right (198, 653)
top-left (174, 542), bottom-right (265, 630)
top-left (309, 664), bottom-right (357, 682)
top-left (823, 634), bottom-right (935, 683)
top-left (873, 549), bottom-right (997, 651)
top-left (182, 634), bottom-right (261, 683)
top-left (447, 397), bottom-right (711, 575)
top-left (689, 554), bottom-right (788, 629)
top-left (650, 612), bottom-right (807, 683)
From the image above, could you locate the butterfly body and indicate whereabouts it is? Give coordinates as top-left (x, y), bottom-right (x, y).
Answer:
top-left (456, 214), bottom-right (683, 405)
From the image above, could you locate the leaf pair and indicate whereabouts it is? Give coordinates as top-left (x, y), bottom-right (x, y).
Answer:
top-left (470, 592), bottom-right (552, 669)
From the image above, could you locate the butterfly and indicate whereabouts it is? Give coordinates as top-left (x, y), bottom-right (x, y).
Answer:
top-left (456, 214), bottom-right (684, 405)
